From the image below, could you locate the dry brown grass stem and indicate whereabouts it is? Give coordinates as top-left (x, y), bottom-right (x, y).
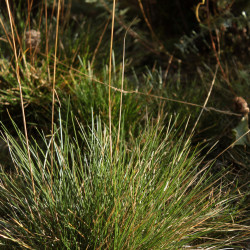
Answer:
top-left (45, 0), bottom-right (48, 55)
top-left (91, 16), bottom-right (111, 67)
top-left (5, 0), bottom-right (36, 197)
top-left (27, 0), bottom-right (32, 58)
top-left (108, 0), bottom-right (116, 160)
top-left (100, 0), bottom-right (175, 59)
top-left (191, 64), bottom-right (219, 135)
top-left (206, 0), bottom-right (236, 97)
top-left (44, 0), bottom-right (51, 83)
top-left (116, 21), bottom-right (136, 151)
top-left (116, 26), bottom-right (126, 150)
top-left (0, 16), bottom-right (14, 51)
top-left (137, 0), bottom-right (165, 52)
top-left (163, 54), bottom-right (174, 87)
top-left (50, 0), bottom-right (61, 195)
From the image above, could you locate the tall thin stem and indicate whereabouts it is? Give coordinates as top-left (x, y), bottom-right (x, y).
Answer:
top-left (109, 0), bottom-right (116, 160)
top-left (117, 21), bottom-right (134, 150)
top-left (5, 0), bottom-right (35, 197)
top-left (51, 0), bottom-right (61, 196)
top-left (45, 0), bottom-right (51, 82)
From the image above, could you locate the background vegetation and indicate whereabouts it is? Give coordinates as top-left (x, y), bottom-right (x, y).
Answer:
top-left (0, 0), bottom-right (249, 248)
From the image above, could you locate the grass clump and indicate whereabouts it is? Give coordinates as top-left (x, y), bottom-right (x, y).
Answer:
top-left (0, 0), bottom-right (249, 248)
top-left (0, 115), bottom-right (248, 249)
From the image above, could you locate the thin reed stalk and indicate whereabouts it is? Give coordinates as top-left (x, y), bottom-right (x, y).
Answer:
top-left (191, 64), bottom-right (219, 136)
top-left (116, 21), bottom-right (135, 149)
top-left (5, 0), bottom-right (35, 198)
top-left (108, 0), bottom-right (116, 159)
top-left (50, 0), bottom-right (61, 195)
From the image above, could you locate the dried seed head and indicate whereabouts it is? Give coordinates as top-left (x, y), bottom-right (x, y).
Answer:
top-left (25, 30), bottom-right (41, 51)
top-left (233, 96), bottom-right (249, 115)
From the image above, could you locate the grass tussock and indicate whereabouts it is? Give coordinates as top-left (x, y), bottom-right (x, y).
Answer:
top-left (0, 0), bottom-right (249, 249)
top-left (0, 115), bottom-right (248, 249)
